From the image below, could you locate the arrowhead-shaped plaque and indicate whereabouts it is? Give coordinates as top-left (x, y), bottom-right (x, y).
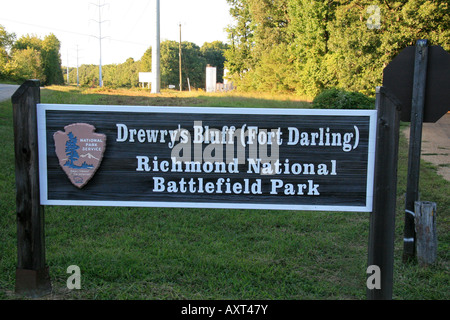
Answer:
top-left (53, 123), bottom-right (106, 188)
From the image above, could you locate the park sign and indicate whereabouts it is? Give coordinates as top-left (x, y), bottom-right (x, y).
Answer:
top-left (37, 104), bottom-right (377, 212)
top-left (13, 82), bottom-right (399, 299)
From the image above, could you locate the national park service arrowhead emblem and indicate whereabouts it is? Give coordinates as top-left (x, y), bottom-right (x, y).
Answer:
top-left (54, 123), bottom-right (106, 188)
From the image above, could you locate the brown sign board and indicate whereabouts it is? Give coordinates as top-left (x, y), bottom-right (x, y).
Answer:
top-left (37, 104), bottom-right (377, 212)
top-left (383, 45), bottom-right (450, 123)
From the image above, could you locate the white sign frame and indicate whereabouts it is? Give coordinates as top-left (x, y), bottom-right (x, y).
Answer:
top-left (37, 104), bottom-right (377, 212)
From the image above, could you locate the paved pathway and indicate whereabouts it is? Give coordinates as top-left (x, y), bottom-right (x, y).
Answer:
top-left (0, 84), bottom-right (20, 102)
top-left (403, 112), bottom-right (450, 181)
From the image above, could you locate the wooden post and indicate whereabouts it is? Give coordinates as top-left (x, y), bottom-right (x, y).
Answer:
top-left (367, 86), bottom-right (401, 300)
top-left (414, 201), bottom-right (437, 266)
top-left (403, 39), bottom-right (429, 262)
top-left (12, 80), bottom-right (51, 297)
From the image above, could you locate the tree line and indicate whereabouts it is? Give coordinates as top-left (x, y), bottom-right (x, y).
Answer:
top-left (2, 0), bottom-right (448, 96)
top-left (0, 26), bottom-right (64, 85)
top-left (66, 40), bottom-right (228, 89)
top-left (224, 0), bottom-right (449, 97)
top-left (1, 24), bottom-right (228, 90)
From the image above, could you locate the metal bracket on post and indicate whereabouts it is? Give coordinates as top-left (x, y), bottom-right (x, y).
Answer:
top-left (367, 86), bottom-right (402, 300)
top-left (12, 80), bottom-right (51, 298)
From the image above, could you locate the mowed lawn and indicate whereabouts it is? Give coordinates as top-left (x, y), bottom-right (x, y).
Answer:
top-left (0, 86), bottom-right (448, 300)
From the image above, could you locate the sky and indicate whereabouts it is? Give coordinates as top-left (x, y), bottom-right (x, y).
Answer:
top-left (0, 0), bottom-right (234, 67)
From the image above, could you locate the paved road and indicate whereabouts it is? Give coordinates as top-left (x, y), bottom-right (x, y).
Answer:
top-left (0, 84), bottom-right (20, 102)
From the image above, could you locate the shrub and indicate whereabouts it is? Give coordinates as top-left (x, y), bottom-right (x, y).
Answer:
top-left (312, 88), bottom-right (375, 109)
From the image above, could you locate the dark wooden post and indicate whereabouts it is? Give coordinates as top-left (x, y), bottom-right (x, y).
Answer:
top-left (414, 201), bottom-right (437, 266)
top-left (12, 80), bottom-right (51, 297)
top-left (403, 39), bottom-right (429, 262)
top-left (367, 86), bottom-right (401, 300)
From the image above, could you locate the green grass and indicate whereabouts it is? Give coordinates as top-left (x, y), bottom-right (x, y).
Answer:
top-left (0, 86), bottom-right (448, 300)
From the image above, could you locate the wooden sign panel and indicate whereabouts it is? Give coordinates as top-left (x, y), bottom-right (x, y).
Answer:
top-left (37, 104), bottom-right (377, 212)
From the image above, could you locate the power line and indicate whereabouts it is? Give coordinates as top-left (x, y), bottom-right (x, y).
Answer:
top-left (90, 0), bottom-right (109, 87)
top-left (0, 17), bottom-right (148, 47)
top-left (122, 1), bottom-right (136, 21)
top-left (127, 0), bottom-right (152, 39)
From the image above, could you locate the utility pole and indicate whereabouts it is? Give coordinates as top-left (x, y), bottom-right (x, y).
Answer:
top-left (76, 45), bottom-right (80, 87)
top-left (151, 0), bottom-right (160, 93)
top-left (179, 22), bottom-right (182, 92)
top-left (90, 0), bottom-right (109, 87)
top-left (66, 50), bottom-right (69, 85)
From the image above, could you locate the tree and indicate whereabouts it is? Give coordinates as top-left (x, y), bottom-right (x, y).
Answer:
top-left (0, 48), bottom-right (8, 79)
top-left (322, 0), bottom-right (384, 95)
top-left (160, 40), bottom-right (179, 88)
top-left (102, 58), bottom-right (140, 88)
top-left (158, 40), bottom-right (207, 89)
top-left (140, 47), bottom-right (152, 72)
top-left (9, 33), bottom-right (63, 85)
top-left (180, 42), bottom-right (206, 89)
top-left (6, 47), bottom-right (46, 82)
top-left (0, 25), bottom-right (15, 79)
top-left (41, 34), bottom-right (64, 85)
top-left (287, 0), bottom-right (334, 96)
top-left (225, 0), bottom-right (294, 92)
top-left (11, 34), bottom-right (42, 52)
top-left (0, 25), bottom-right (15, 49)
top-left (225, 0), bottom-right (255, 85)
top-left (248, 0), bottom-right (291, 52)
top-left (201, 41), bottom-right (229, 83)
top-left (224, 0), bottom-right (450, 97)
top-left (1, 26), bottom-right (15, 79)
